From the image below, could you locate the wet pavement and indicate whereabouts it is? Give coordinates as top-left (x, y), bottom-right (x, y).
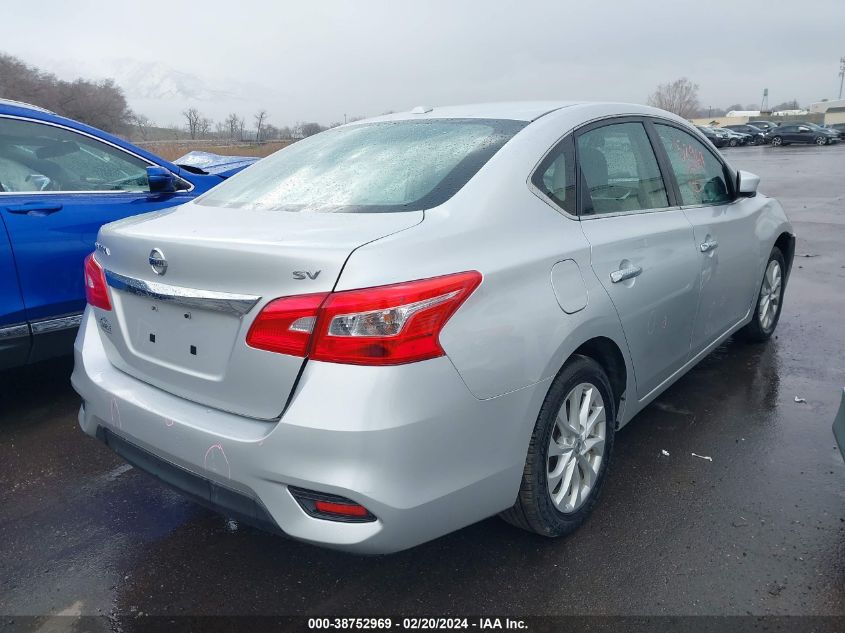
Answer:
top-left (1, 143), bottom-right (844, 625)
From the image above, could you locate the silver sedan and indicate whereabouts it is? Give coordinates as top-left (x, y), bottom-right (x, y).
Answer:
top-left (72, 102), bottom-right (795, 553)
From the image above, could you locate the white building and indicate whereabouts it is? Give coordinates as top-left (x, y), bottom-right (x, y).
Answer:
top-left (809, 98), bottom-right (845, 113)
top-left (726, 110), bottom-right (761, 117)
top-left (805, 99), bottom-right (845, 124)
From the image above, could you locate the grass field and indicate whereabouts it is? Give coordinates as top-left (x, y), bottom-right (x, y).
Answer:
top-left (137, 140), bottom-right (294, 162)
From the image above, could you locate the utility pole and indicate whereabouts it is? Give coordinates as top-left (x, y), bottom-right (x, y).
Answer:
top-left (839, 57), bottom-right (845, 100)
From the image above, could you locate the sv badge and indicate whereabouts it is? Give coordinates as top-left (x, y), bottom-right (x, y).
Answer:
top-left (293, 270), bottom-right (321, 280)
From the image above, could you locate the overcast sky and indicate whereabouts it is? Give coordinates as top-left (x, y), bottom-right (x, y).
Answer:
top-left (5, 0), bottom-right (845, 126)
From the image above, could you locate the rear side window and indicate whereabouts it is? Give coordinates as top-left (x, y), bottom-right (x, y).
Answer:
top-left (197, 119), bottom-right (526, 213)
top-left (532, 136), bottom-right (575, 214)
top-left (576, 122), bottom-right (669, 216)
top-left (0, 117), bottom-right (150, 193)
top-left (655, 124), bottom-right (732, 206)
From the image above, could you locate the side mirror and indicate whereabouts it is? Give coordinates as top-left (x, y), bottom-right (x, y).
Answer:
top-left (147, 166), bottom-right (177, 193)
top-left (736, 170), bottom-right (759, 197)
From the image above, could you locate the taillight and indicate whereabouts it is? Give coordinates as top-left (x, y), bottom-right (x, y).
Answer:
top-left (312, 271), bottom-right (482, 365)
top-left (84, 253), bottom-right (111, 311)
top-left (246, 271), bottom-right (481, 366)
top-left (245, 293), bottom-right (329, 356)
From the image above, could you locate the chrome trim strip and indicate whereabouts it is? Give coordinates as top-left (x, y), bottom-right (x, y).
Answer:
top-left (31, 314), bottom-right (83, 334)
top-left (105, 270), bottom-right (261, 317)
top-left (0, 323), bottom-right (30, 340)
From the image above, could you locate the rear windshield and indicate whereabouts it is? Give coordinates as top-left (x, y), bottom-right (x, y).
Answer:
top-left (196, 118), bottom-right (525, 213)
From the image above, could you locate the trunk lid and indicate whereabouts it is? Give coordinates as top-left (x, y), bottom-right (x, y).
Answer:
top-left (95, 201), bottom-right (423, 419)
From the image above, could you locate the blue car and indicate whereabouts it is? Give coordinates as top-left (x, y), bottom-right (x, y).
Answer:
top-left (0, 99), bottom-right (257, 369)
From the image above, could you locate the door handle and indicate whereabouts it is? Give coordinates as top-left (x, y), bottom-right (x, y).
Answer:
top-left (610, 265), bottom-right (643, 283)
top-left (699, 239), bottom-right (719, 253)
top-left (6, 202), bottom-right (63, 216)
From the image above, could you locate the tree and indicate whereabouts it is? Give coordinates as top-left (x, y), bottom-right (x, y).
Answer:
top-left (300, 122), bottom-right (324, 137)
top-left (182, 107), bottom-right (202, 139)
top-left (224, 113), bottom-right (241, 140)
top-left (0, 52), bottom-right (134, 134)
top-left (772, 100), bottom-right (800, 112)
top-left (647, 78), bottom-right (700, 119)
top-left (198, 117), bottom-right (212, 138)
top-left (130, 113), bottom-right (152, 140)
top-left (254, 110), bottom-right (268, 143)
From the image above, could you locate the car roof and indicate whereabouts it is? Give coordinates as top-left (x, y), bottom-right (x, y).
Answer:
top-left (0, 98), bottom-right (54, 114)
top-left (356, 101), bottom-right (585, 124)
top-left (354, 101), bottom-right (703, 127)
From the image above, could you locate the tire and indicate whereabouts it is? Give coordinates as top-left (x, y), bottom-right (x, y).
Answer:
top-left (771, 136), bottom-right (783, 146)
top-left (500, 355), bottom-right (616, 537)
top-left (815, 136), bottom-right (827, 146)
top-left (738, 247), bottom-right (786, 343)
top-left (729, 138), bottom-right (738, 147)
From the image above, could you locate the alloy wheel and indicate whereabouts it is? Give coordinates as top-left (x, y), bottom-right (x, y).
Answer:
top-left (815, 136), bottom-right (827, 145)
top-left (772, 137), bottom-right (782, 146)
top-left (758, 260), bottom-right (782, 332)
top-left (547, 382), bottom-right (606, 513)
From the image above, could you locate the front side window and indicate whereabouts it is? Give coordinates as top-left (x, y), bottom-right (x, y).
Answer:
top-left (576, 122), bottom-right (669, 215)
top-left (0, 117), bottom-right (150, 193)
top-left (655, 124), bottom-right (732, 207)
top-left (198, 119), bottom-right (526, 213)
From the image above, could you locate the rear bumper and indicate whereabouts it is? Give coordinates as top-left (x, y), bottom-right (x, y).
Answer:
top-left (72, 308), bottom-right (544, 553)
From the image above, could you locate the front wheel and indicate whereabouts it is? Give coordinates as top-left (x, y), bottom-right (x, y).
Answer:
top-left (815, 136), bottom-right (828, 145)
top-left (771, 136), bottom-right (783, 146)
top-left (729, 138), bottom-right (738, 147)
top-left (500, 355), bottom-right (616, 537)
top-left (738, 247), bottom-right (786, 343)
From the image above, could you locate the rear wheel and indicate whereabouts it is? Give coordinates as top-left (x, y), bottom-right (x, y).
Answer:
top-left (771, 136), bottom-right (783, 146)
top-left (729, 138), bottom-right (738, 147)
top-left (501, 355), bottom-right (616, 537)
top-left (738, 247), bottom-right (786, 343)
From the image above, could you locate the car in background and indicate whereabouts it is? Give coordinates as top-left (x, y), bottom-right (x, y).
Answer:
top-left (696, 126), bottom-right (728, 148)
top-left (796, 122), bottom-right (842, 141)
top-left (748, 120), bottom-right (780, 132)
top-left (724, 124), bottom-right (769, 145)
top-left (769, 123), bottom-right (839, 146)
top-left (73, 101), bottom-right (795, 553)
top-left (0, 99), bottom-right (258, 370)
top-left (825, 123), bottom-right (845, 135)
top-left (719, 127), bottom-right (751, 147)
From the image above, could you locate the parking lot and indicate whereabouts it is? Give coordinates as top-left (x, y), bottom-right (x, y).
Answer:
top-left (1, 143), bottom-right (844, 628)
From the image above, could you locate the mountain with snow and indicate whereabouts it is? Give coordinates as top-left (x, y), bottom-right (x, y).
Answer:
top-left (109, 59), bottom-right (235, 102)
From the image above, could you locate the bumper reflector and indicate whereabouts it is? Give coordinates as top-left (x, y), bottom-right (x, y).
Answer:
top-left (288, 486), bottom-right (376, 523)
